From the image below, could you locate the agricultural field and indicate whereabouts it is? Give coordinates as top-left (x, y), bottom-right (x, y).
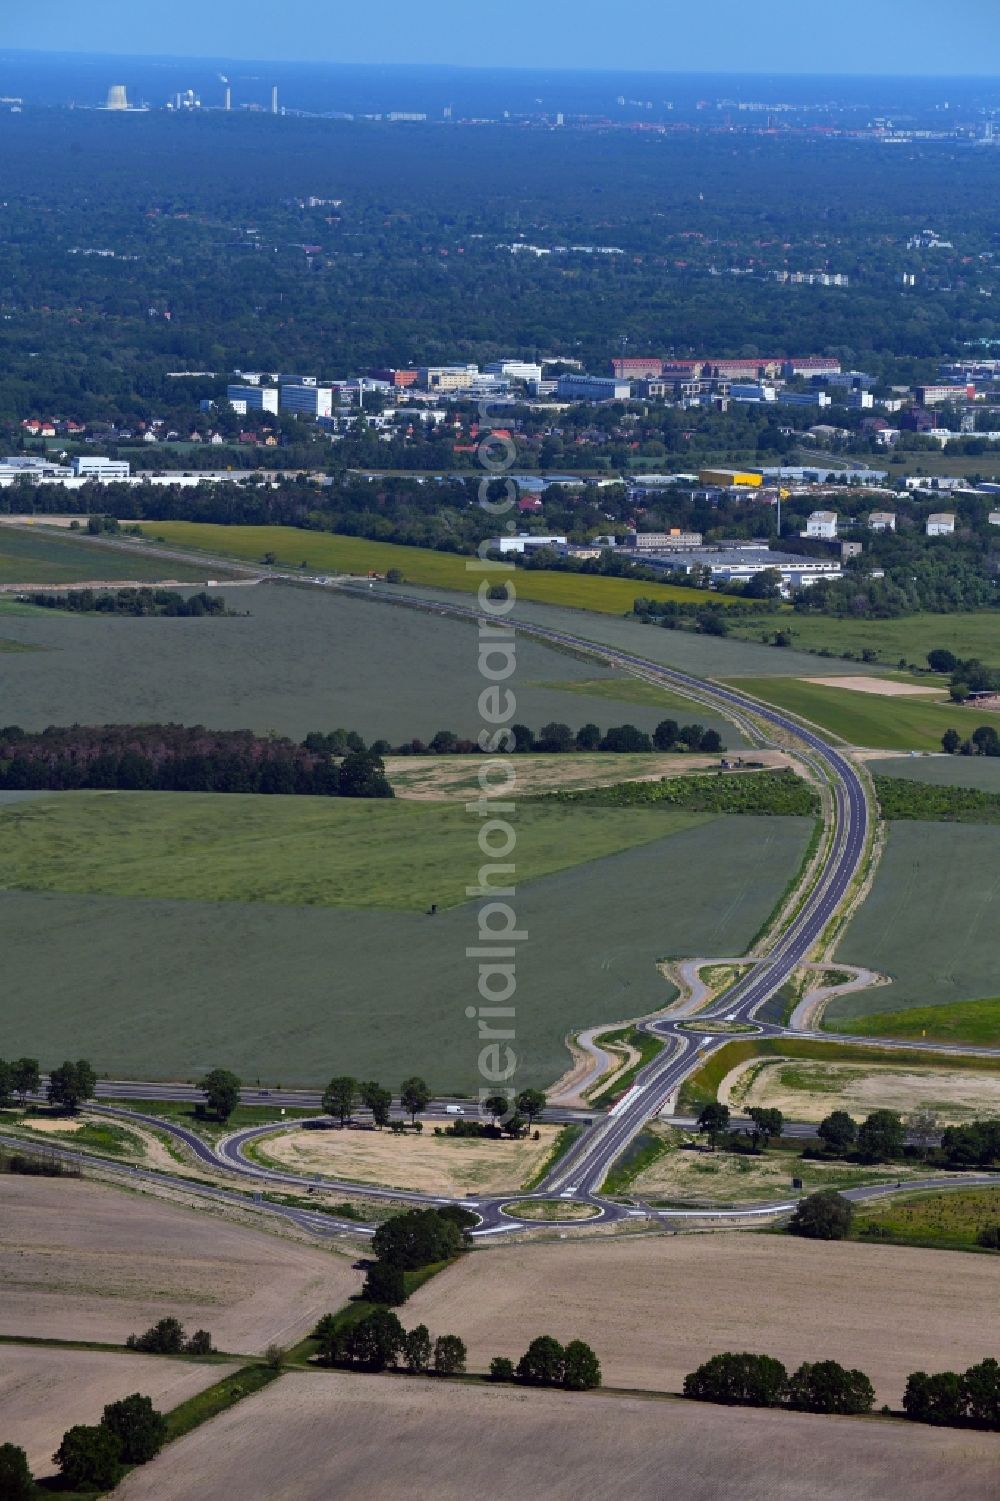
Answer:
top-left (252, 1121), bottom-right (561, 1195)
top-left (0, 1344), bottom-right (237, 1475)
top-left (0, 792), bottom-right (710, 910)
top-left (406, 1234), bottom-right (997, 1407)
top-left (0, 580), bottom-right (727, 743)
top-left (869, 754), bottom-right (1000, 792)
top-left (829, 822), bottom-right (1000, 1023)
top-left (719, 1054), bottom-right (1000, 1124)
top-left (110, 1370), bottom-right (1000, 1501)
top-left (853, 1186), bottom-right (1000, 1252)
top-left (134, 521), bottom-right (745, 613)
top-left (729, 608), bottom-right (1000, 666)
top-left (729, 675), bottom-right (986, 750)
top-left (840, 998), bottom-right (1000, 1048)
top-left (0, 1174), bottom-right (361, 1351)
top-left (0, 524), bottom-right (218, 586)
top-left (0, 814), bottom-right (813, 1089)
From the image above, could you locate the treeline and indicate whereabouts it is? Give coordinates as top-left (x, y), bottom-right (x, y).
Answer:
top-left (18, 587), bottom-right (234, 618)
top-left (0, 724), bottom-right (393, 799)
top-left (386, 719), bottom-right (724, 757)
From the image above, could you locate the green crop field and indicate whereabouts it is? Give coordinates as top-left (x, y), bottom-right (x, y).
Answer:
top-left (837, 998), bottom-right (1000, 1048)
top-left (1, 582), bottom-right (728, 743)
top-left (729, 610), bottom-right (1000, 667)
top-left (829, 821), bottom-right (1000, 1023)
top-left (0, 525), bottom-right (217, 585)
top-left (0, 792), bottom-right (710, 910)
top-left (0, 814), bottom-right (812, 1088)
top-left (135, 521), bottom-right (746, 614)
top-left (870, 755), bottom-right (1000, 792)
top-left (729, 676), bottom-right (987, 750)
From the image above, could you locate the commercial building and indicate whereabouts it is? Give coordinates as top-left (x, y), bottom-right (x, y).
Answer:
top-left (624, 529), bottom-right (703, 550)
top-left (698, 468), bottom-right (763, 488)
top-left (486, 533), bottom-right (568, 555)
top-left (556, 374), bottom-right (631, 401)
top-left (485, 360), bottom-right (543, 384)
top-left (729, 382), bottom-right (777, 403)
top-left (280, 384), bottom-right (334, 418)
top-left (637, 542), bottom-right (841, 595)
top-left (368, 368), bottom-right (419, 388)
top-left (783, 357), bottom-right (843, 378)
top-left (227, 383), bottom-right (279, 413)
top-left (777, 390), bottom-right (831, 408)
top-left (71, 456), bottom-right (131, 481)
top-left (802, 510), bottom-right (839, 539)
top-left (419, 365), bottom-right (480, 392)
top-left (926, 512), bottom-right (956, 536)
top-left (868, 511), bottom-right (897, 532)
top-left (916, 384), bottom-right (975, 406)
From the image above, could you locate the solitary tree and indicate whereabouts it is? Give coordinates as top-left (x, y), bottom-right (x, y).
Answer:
top-left (517, 1335), bottom-right (566, 1387)
top-left (563, 1339), bottom-right (602, 1391)
top-left (697, 1101), bottom-right (731, 1150)
top-left (101, 1394), bottom-right (167, 1465)
top-left (199, 1068), bottom-right (241, 1122)
top-left (361, 1081), bottom-right (393, 1129)
top-left (788, 1189), bottom-right (854, 1241)
top-left (47, 1059), bottom-right (97, 1114)
top-left (941, 728), bottom-right (962, 755)
top-left (433, 1334), bottom-right (467, 1375)
top-left (404, 1323), bottom-right (433, 1373)
top-left (816, 1109), bottom-right (857, 1156)
top-left (400, 1076), bottom-right (431, 1124)
top-left (857, 1109), bottom-right (904, 1163)
top-left (905, 1108), bottom-right (940, 1160)
top-left (323, 1076), bottom-right (359, 1125)
top-left (516, 1089), bottom-right (547, 1126)
top-left (0, 1443), bottom-right (34, 1501)
top-left (482, 1092), bottom-right (511, 1125)
top-left (746, 1107), bottom-right (783, 1151)
top-left (53, 1424), bottom-right (122, 1492)
top-left (490, 1356), bottom-right (516, 1382)
top-left (10, 1057), bottom-right (40, 1106)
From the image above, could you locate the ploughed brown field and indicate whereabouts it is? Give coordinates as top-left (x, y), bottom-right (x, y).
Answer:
top-left (1, 1345), bottom-right (236, 1473)
top-left (0, 1176), bottom-right (361, 1352)
top-left (405, 1233), bottom-right (998, 1406)
top-left (114, 1372), bottom-right (1000, 1501)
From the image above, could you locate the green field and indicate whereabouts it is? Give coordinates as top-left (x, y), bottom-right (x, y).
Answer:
top-left (853, 1187), bottom-right (1000, 1252)
top-left (730, 610), bottom-right (1000, 667)
top-left (134, 521), bottom-right (745, 613)
top-left (0, 814), bottom-right (812, 1089)
top-left (729, 676), bottom-right (987, 750)
top-left (870, 755), bottom-right (1000, 792)
top-left (0, 792), bottom-right (709, 911)
top-left (836, 998), bottom-right (1000, 1048)
top-left (0, 525), bottom-right (217, 585)
top-left (535, 675), bottom-right (712, 711)
top-left (830, 821), bottom-right (1000, 1023)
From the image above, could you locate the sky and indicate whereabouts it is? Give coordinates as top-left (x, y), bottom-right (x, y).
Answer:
top-left (6, 0), bottom-right (1000, 75)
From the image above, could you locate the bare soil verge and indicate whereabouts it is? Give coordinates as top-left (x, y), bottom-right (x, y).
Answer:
top-left (806, 676), bottom-right (946, 698)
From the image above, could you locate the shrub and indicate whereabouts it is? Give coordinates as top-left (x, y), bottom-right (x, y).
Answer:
top-left (977, 1225), bottom-right (1000, 1249)
top-left (0, 1443), bottom-right (34, 1501)
top-left (264, 1343), bottom-right (286, 1371)
top-left (489, 1356), bottom-right (516, 1382)
top-left (53, 1423), bottom-right (123, 1491)
top-left (126, 1316), bottom-right (186, 1354)
top-left (185, 1329), bottom-right (214, 1355)
top-left (785, 1361), bottom-right (874, 1416)
top-left (101, 1393), bottom-right (167, 1464)
top-left (683, 1352), bottom-right (788, 1408)
top-left (788, 1189), bottom-right (854, 1241)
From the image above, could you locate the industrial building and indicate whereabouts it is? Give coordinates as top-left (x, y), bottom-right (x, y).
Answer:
top-left (227, 384), bottom-right (279, 414)
top-left (280, 384), bottom-right (334, 418)
top-left (71, 456), bottom-right (131, 481)
top-left (486, 533), bottom-right (568, 555)
top-left (556, 374), bottom-right (631, 401)
top-left (698, 468), bottom-right (763, 488)
top-left (633, 541), bottom-right (842, 595)
top-left (625, 529), bottom-right (703, 550)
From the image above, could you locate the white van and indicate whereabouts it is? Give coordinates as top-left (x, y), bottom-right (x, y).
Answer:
top-left (445, 1104), bottom-right (465, 1116)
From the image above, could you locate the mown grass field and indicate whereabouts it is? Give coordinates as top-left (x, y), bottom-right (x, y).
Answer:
top-left (730, 609), bottom-right (1000, 666)
top-left (830, 821), bottom-right (1000, 1023)
top-left (729, 675), bottom-right (986, 750)
top-left (831, 998), bottom-right (1000, 1047)
top-left (0, 792), bottom-right (710, 911)
top-left (853, 1187), bottom-right (1000, 1252)
top-left (0, 815), bottom-right (812, 1088)
top-left (135, 521), bottom-right (744, 612)
top-left (0, 525), bottom-right (216, 585)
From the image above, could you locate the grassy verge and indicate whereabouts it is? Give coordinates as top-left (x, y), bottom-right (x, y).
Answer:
top-left (602, 1130), bottom-right (670, 1194)
top-left (102, 1098), bottom-right (319, 1142)
top-left (852, 1185), bottom-right (1000, 1252)
top-left (520, 1124), bottom-right (583, 1190)
top-left (162, 1363), bottom-right (282, 1443)
top-left (831, 998), bottom-right (1000, 1048)
top-left (590, 1029), bottom-right (665, 1107)
top-left (677, 1036), bottom-right (1000, 1112)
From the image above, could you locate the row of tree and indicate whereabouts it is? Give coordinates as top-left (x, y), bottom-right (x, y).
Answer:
top-left (316, 1308), bottom-right (468, 1376)
top-left (391, 721), bottom-right (724, 756)
top-left (18, 587), bottom-right (232, 617)
top-left (0, 1392), bottom-right (171, 1496)
top-left (903, 1360), bottom-right (1000, 1429)
top-left (126, 1317), bottom-right (213, 1356)
top-left (684, 1352), bottom-right (874, 1415)
top-left (941, 725), bottom-right (1000, 758)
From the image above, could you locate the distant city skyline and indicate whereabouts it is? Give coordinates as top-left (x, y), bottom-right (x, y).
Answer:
top-left (6, 0), bottom-right (1000, 76)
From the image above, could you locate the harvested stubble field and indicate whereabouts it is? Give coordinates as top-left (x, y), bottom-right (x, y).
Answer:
top-left (829, 821), bottom-right (1000, 1023)
top-left (406, 1234), bottom-right (998, 1407)
top-left (0, 1344), bottom-right (238, 1474)
top-left (0, 525), bottom-right (216, 586)
top-left (0, 815), bottom-right (812, 1088)
top-left (255, 1123), bottom-right (560, 1195)
top-left (0, 580), bottom-right (708, 742)
top-left (113, 1369), bottom-right (1000, 1501)
top-left (0, 1175), bottom-right (361, 1351)
top-left (719, 1056), bottom-right (1000, 1124)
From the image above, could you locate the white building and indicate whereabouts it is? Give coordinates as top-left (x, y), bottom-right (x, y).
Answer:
top-left (71, 456), bottom-right (131, 481)
top-left (868, 511), bottom-right (897, 532)
top-left (643, 544), bottom-right (842, 596)
top-left (729, 382), bottom-right (777, 403)
top-left (487, 533), bottom-right (568, 555)
top-left (802, 509), bottom-right (839, 539)
top-left (227, 383), bottom-right (279, 413)
top-left (280, 384), bottom-right (334, 418)
top-left (926, 512), bottom-right (956, 536)
top-left (625, 530), bottom-right (703, 550)
top-left (485, 360), bottom-right (543, 383)
top-left (988, 511), bottom-right (1000, 526)
top-left (556, 374), bottom-right (631, 401)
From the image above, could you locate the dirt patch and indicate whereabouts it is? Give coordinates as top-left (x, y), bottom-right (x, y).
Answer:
top-left (406, 1234), bottom-right (999, 1408)
top-left (17, 1116), bottom-right (84, 1133)
top-left (0, 1344), bottom-right (237, 1474)
top-left (113, 1369), bottom-right (1000, 1501)
top-left (631, 1133), bottom-right (931, 1201)
top-left (386, 751), bottom-right (791, 801)
top-left (721, 1056), bottom-right (1000, 1124)
top-left (255, 1123), bottom-right (559, 1195)
top-left (0, 1174), bottom-right (361, 1353)
top-left (806, 676), bottom-right (946, 698)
